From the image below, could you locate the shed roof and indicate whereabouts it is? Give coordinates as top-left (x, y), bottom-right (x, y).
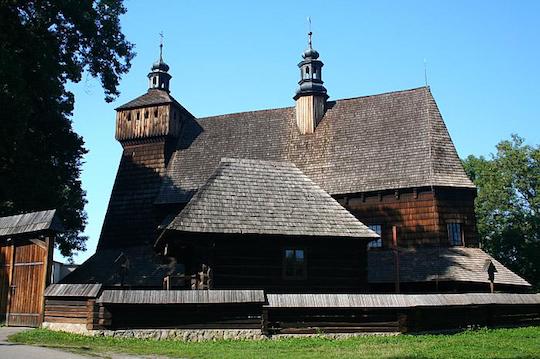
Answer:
top-left (157, 87), bottom-right (474, 205)
top-left (368, 247), bottom-right (531, 287)
top-left (165, 158), bottom-right (379, 239)
top-left (0, 209), bottom-right (63, 237)
top-left (97, 289), bottom-right (265, 305)
top-left (44, 283), bottom-right (102, 298)
top-left (266, 293), bottom-right (540, 308)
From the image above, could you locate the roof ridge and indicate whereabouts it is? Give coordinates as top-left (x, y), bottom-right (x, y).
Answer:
top-left (220, 157), bottom-right (296, 167)
top-left (425, 86), bottom-right (435, 185)
top-left (197, 86), bottom-right (428, 121)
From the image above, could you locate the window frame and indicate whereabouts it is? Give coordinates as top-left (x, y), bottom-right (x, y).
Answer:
top-left (367, 224), bottom-right (383, 249)
top-left (282, 248), bottom-right (307, 280)
top-left (447, 222), bottom-right (464, 246)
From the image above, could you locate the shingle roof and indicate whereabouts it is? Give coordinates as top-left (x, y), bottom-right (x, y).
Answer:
top-left (61, 245), bottom-right (183, 286)
top-left (116, 89), bottom-right (183, 110)
top-left (368, 247), bottom-right (531, 287)
top-left (157, 87), bottom-right (475, 205)
top-left (166, 158), bottom-right (379, 238)
top-left (44, 284), bottom-right (102, 298)
top-left (266, 293), bottom-right (540, 308)
top-left (0, 209), bottom-right (63, 237)
top-left (97, 289), bottom-right (266, 304)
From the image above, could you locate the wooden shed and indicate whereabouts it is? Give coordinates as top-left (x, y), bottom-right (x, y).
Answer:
top-left (0, 210), bottom-right (62, 326)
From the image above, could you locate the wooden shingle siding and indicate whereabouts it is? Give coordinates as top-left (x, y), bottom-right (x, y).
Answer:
top-left (97, 141), bottom-right (171, 249)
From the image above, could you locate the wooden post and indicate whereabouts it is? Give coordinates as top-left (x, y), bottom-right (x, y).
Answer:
top-left (392, 226), bottom-right (400, 293)
top-left (261, 308), bottom-right (269, 336)
top-left (5, 239), bottom-right (15, 326)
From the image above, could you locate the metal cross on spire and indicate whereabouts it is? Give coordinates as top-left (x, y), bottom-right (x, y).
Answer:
top-left (307, 17), bottom-right (313, 49)
top-left (159, 31), bottom-right (164, 61)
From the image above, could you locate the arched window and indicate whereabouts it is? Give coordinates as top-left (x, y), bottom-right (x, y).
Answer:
top-left (153, 77), bottom-right (157, 86)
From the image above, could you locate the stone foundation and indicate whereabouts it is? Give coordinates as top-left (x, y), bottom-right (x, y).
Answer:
top-left (92, 329), bottom-right (265, 341)
top-left (42, 322), bottom-right (90, 335)
top-left (42, 324), bottom-right (400, 341)
top-left (42, 324), bottom-right (265, 341)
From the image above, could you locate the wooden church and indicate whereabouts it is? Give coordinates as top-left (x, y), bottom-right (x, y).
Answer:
top-left (63, 33), bottom-right (530, 294)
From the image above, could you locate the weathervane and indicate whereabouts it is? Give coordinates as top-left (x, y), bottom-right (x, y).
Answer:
top-left (159, 31), bottom-right (164, 61)
top-left (307, 17), bottom-right (313, 49)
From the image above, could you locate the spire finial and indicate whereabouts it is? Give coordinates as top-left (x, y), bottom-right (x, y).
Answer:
top-left (307, 17), bottom-right (313, 49)
top-left (159, 31), bottom-right (164, 61)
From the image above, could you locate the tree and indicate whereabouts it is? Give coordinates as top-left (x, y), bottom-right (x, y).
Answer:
top-left (463, 135), bottom-right (540, 288)
top-left (0, 1), bottom-right (134, 257)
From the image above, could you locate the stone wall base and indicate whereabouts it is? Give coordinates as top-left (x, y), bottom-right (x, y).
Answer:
top-left (42, 324), bottom-right (399, 341)
top-left (42, 322), bottom-right (90, 335)
top-left (91, 329), bottom-right (265, 341)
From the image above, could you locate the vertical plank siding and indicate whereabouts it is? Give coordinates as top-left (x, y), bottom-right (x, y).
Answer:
top-left (345, 187), bottom-right (478, 248)
top-left (0, 243), bottom-right (13, 320)
top-left (0, 235), bottom-right (52, 327)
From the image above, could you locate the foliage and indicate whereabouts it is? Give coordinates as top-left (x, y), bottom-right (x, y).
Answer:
top-left (9, 326), bottom-right (540, 359)
top-left (463, 135), bottom-right (540, 288)
top-left (0, 0), bottom-right (134, 257)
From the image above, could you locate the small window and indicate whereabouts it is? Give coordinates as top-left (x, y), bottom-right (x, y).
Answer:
top-left (154, 109), bottom-right (158, 118)
top-left (153, 77), bottom-right (157, 85)
top-left (368, 224), bottom-right (383, 248)
top-left (448, 223), bottom-right (463, 246)
top-left (144, 110), bottom-right (149, 119)
top-left (283, 249), bottom-right (306, 280)
top-left (126, 113), bottom-right (131, 121)
top-left (136, 111), bottom-right (140, 120)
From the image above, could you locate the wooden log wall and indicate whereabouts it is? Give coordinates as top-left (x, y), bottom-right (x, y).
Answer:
top-left (180, 235), bottom-right (368, 293)
top-left (106, 303), bottom-right (263, 330)
top-left (343, 186), bottom-right (478, 248)
top-left (406, 304), bottom-right (540, 332)
top-left (44, 298), bottom-right (89, 325)
top-left (267, 308), bottom-right (401, 334)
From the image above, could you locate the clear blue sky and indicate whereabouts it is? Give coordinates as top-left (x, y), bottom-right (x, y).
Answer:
top-left (62, 0), bottom-right (540, 263)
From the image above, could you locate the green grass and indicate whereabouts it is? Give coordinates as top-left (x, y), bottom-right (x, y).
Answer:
top-left (9, 326), bottom-right (540, 359)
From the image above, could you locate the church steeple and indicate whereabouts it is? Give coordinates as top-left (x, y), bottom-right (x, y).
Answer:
top-left (294, 28), bottom-right (328, 134)
top-left (148, 34), bottom-right (171, 92)
top-left (294, 31), bottom-right (328, 101)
